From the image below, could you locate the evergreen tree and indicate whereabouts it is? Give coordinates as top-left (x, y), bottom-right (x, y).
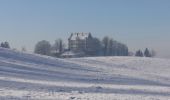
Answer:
top-left (1, 42), bottom-right (10, 48)
top-left (4, 42), bottom-right (10, 48)
top-left (1, 42), bottom-right (5, 47)
top-left (144, 48), bottom-right (151, 57)
top-left (135, 50), bottom-right (143, 57)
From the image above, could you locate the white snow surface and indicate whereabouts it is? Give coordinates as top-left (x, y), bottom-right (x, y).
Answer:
top-left (0, 47), bottom-right (170, 100)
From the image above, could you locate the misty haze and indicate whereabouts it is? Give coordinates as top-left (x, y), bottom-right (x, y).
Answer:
top-left (0, 0), bottom-right (170, 100)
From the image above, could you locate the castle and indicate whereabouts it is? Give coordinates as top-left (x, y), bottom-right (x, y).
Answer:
top-left (68, 32), bottom-right (93, 52)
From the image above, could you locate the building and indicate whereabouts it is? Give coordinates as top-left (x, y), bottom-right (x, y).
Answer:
top-left (68, 32), bottom-right (93, 52)
top-left (61, 51), bottom-right (85, 58)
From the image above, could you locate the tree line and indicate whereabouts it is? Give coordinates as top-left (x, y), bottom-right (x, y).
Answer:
top-left (0, 39), bottom-right (156, 58)
top-left (0, 42), bottom-right (10, 48)
top-left (101, 37), bottom-right (128, 56)
top-left (135, 48), bottom-right (156, 57)
top-left (34, 36), bottom-right (129, 57)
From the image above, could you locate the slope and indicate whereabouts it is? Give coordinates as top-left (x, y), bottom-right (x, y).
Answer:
top-left (0, 47), bottom-right (170, 100)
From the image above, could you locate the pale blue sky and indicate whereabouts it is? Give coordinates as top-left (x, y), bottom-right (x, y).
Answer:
top-left (0, 0), bottom-right (170, 58)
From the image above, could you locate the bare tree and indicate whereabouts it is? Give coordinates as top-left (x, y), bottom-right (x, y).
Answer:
top-left (34, 40), bottom-right (51, 55)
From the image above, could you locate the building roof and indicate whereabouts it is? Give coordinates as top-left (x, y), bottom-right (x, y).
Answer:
top-left (68, 32), bottom-right (92, 41)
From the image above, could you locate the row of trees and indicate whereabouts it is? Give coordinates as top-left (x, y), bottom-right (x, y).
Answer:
top-left (1, 42), bottom-right (10, 48)
top-left (0, 40), bottom-right (155, 58)
top-left (135, 48), bottom-right (156, 57)
top-left (102, 37), bottom-right (128, 56)
top-left (34, 39), bottom-right (65, 57)
top-left (34, 36), bottom-right (129, 57)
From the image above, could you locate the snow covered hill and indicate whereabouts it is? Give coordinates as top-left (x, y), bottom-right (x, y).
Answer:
top-left (0, 47), bottom-right (170, 100)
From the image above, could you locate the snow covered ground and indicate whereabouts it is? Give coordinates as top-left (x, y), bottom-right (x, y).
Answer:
top-left (0, 47), bottom-right (170, 100)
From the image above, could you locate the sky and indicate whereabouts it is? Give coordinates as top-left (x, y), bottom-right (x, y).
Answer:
top-left (0, 0), bottom-right (170, 58)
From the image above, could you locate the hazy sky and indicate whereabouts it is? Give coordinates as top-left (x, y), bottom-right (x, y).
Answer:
top-left (0, 0), bottom-right (170, 58)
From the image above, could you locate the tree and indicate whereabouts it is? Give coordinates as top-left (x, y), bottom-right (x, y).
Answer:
top-left (21, 46), bottom-right (26, 52)
top-left (108, 38), bottom-right (128, 56)
top-left (34, 40), bottom-right (51, 55)
top-left (135, 50), bottom-right (143, 57)
top-left (85, 37), bottom-right (102, 56)
top-left (53, 39), bottom-right (65, 53)
top-left (93, 38), bottom-right (102, 55)
top-left (51, 39), bottom-right (65, 57)
top-left (4, 42), bottom-right (10, 48)
top-left (1, 42), bottom-right (10, 48)
top-left (120, 44), bottom-right (128, 56)
top-left (53, 39), bottom-right (60, 52)
top-left (59, 39), bottom-right (65, 54)
top-left (112, 40), bottom-right (118, 56)
top-left (108, 38), bottom-right (114, 56)
top-left (101, 36), bottom-right (129, 56)
top-left (102, 36), bottom-right (109, 56)
top-left (144, 48), bottom-right (151, 57)
top-left (1, 42), bottom-right (5, 47)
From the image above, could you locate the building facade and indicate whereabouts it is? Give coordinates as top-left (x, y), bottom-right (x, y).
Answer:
top-left (68, 32), bottom-right (93, 52)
